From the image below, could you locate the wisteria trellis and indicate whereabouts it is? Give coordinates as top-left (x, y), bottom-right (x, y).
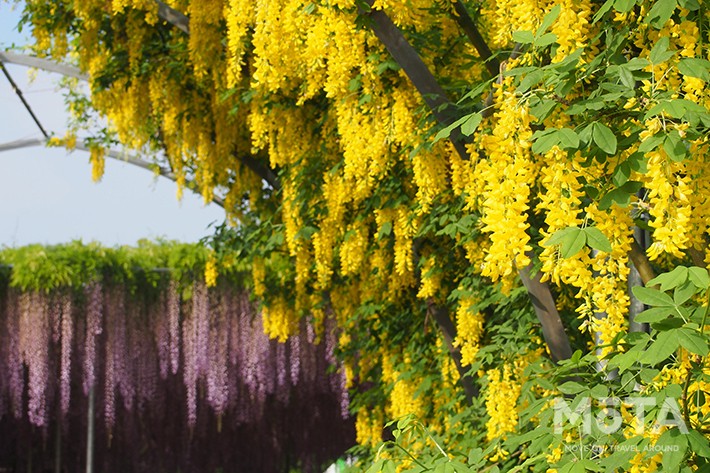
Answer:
top-left (0, 276), bottom-right (353, 472)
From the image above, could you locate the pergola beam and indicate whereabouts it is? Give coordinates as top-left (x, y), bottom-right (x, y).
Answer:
top-left (0, 137), bottom-right (225, 207)
top-left (0, 51), bottom-right (88, 81)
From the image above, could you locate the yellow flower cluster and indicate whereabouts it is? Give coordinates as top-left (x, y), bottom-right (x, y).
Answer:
top-left (381, 353), bottom-right (425, 421)
top-left (340, 222), bottom-right (369, 277)
top-left (204, 255), bottom-right (218, 288)
top-left (416, 256), bottom-right (442, 300)
top-left (480, 0), bottom-right (544, 49)
top-left (393, 207), bottom-right (418, 286)
top-left (251, 258), bottom-right (266, 298)
top-left (261, 296), bottom-right (298, 342)
top-left (355, 407), bottom-right (384, 448)
top-left (484, 364), bottom-right (521, 441)
top-left (641, 123), bottom-right (693, 261)
top-left (453, 297), bottom-right (485, 366)
top-left (550, 0), bottom-right (595, 62)
top-left (475, 81), bottom-right (535, 292)
top-left (89, 145), bottom-right (105, 183)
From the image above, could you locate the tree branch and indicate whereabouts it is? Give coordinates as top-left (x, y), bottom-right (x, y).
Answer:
top-left (361, 0), bottom-right (469, 160)
top-left (628, 239), bottom-right (655, 285)
top-left (450, 1), bottom-right (500, 77)
top-left (518, 262), bottom-right (573, 362)
top-left (689, 248), bottom-right (707, 269)
top-left (155, 1), bottom-right (189, 33)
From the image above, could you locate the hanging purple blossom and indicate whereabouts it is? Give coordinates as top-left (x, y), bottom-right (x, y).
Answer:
top-left (153, 290), bottom-right (170, 380)
top-left (0, 276), bottom-right (355, 472)
top-left (6, 290), bottom-right (24, 419)
top-left (167, 280), bottom-right (181, 375)
top-left (192, 281), bottom-right (210, 379)
top-left (206, 297), bottom-right (229, 416)
top-left (20, 292), bottom-right (50, 427)
top-left (183, 287), bottom-right (198, 426)
top-left (83, 282), bottom-right (103, 395)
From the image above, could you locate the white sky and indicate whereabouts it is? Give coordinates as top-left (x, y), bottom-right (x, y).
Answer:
top-left (0, 3), bottom-right (225, 247)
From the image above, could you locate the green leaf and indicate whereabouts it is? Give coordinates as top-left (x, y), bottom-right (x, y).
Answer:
top-left (627, 57), bottom-right (651, 70)
top-left (652, 317), bottom-right (684, 332)
top-left (678, 0), bottom-right (700, 9)
top-left (532, 128), bottom-right (560, 154)
top-left (632, 286), bottom-right (675, 307)
top-left (673, 281), bottom-right (697, 306)
top-left (536, 4), bottom-right (561, 36)
top-left (383, 459), bottom-right (397, 473)
top-left (378, 221), bottom-right (393, 240)
top-left (688, 430), bottom-right (710, 458)
top-left (638, 134), bottom-right (664, 153)
top-left (584, 227), bottom-right (612, 253)
top-left (618, 65), bottom-right (635, 88)
top-left (646, 0), bottom-right (678, 28)
top-left (434, 115), bottom-right (469, 142)
top-left (678, 328), bottom-right (709, 356)
top-left (535, 33), bottom-right (558, 48)
top-left (512, 30), bottom-right (534, 44)
top-left (560, 227), bottom-right (587, 258)
top-left (642, 329), bottom-right (680, 364)
top-left (657, 428), bottom-right (687, 472)
top-left (460, 113), bottom-right (482, 136)
top-left (678, 58), bottom-right (710, 81)
top-left (463, 78), bottom-right (495, 101)
top-left (529, 97), bottom-right (558, 121)
top-left (593, 0), bottom-right (614, 22)
top-left (688, 267), bottom-right (710, 290)
top-left (518, 69), bottom-right (544, 93)
top-left (558, 381), bottom-right (586, 394)
top-left (648, 266), bottom-right (689, 291)
top-left (579, 459), bottom-right (603, 472)
top-left (614, 0), bottom-right (636, 12)
top-left (634, 306), bottom-right (675, 324)
top-left (612, 161), bottom-right (631, 186)
top-left (592, 122), bottom-right (617, 155)
top-left (598, 180), bottom-right (643, 210)
top-left (610, 342), bottom-right (647, 372)
top-left (557, 128), bottom-right (580, 149)
top-left (649, 36), bottom-right (675, 64)
top-left (664, 131), bottom-right (687, 162)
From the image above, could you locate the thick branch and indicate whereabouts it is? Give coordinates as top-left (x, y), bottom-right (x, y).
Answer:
top-left (362, 1), bottom-right (469, 160)
top-left (450, 1), bottom-right (500, 77)
top-left (689, 248), bottom-right (707, 268)
top-left (242, 154), bottom-right (280, 190)
top-left (155, 1), bottom-right (189, 33)
top-left (428, 302), bottom-right (478, 402)
top-left (628, 240), bottom-right (655, 285)
top-left (519, 263), bottom-right (573, 362)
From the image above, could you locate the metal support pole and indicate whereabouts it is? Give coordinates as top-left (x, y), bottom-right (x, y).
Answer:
top-left (86, 387), bottom-right (95, 473)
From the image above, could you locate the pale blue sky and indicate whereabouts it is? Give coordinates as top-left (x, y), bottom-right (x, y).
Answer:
top-left (0, 3), bottom-right (225, 247)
